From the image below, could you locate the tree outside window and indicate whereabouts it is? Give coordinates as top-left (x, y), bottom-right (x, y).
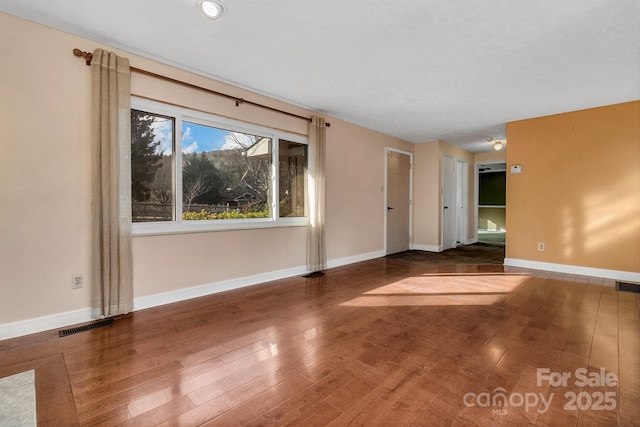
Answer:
top-left (131, 103), bottom-right (307, 227)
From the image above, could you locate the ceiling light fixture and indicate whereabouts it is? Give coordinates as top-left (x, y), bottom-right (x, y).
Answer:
top-left (200, 0), bottom-right (225, 19)
top-left (493, 140), bottom-right (504, 151)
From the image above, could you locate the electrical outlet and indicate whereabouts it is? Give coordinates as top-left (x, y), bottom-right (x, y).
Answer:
top-left (538, 242), bottom-right (545, 252)
top-left (72, 274), bottom-right (84, 289)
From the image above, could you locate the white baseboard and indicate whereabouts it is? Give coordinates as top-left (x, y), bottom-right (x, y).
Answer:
top-left (0, 308), bottom-right (93, 341)
top-left (504, 258), bottom-right (640, 282)
top-left (0, 250), bottom-right (387, 341)
top-left (411, 244), bottom-right (442, 252)
top-left (327, 250), bottom-right (386, 268)
top-left (134, 265), bottom-right (309, 311)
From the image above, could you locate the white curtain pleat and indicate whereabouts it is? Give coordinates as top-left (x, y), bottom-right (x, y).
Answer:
top-left (90, 49), bottom-right (133, 318)
top-left (307, 116), bottom-right (326, 272)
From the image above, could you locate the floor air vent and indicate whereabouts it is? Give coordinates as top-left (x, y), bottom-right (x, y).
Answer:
top-left (616, 281), bottom-right (640, 294)
top-left (58, 318), bottom-right (114, 337)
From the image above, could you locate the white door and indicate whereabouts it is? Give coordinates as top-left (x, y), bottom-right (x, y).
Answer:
top-left (386, 149), bottom-right (411, 255)
top-left (456, 159), bottom-right (468, 246)
top-left (442, 155), bottom-right (456, 250)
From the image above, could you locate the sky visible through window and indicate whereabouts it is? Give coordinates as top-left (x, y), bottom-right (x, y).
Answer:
top-left (149, 118), bottom-right (238, 155)
top-left (182, 123), bottom-right (232, 154)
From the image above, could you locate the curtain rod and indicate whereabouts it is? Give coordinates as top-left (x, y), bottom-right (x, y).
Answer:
top-left (72, 49), bottom-right (329, 127)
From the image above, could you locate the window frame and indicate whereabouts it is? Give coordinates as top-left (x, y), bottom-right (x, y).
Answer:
top-left (131, 97), bottom-right (308, 236)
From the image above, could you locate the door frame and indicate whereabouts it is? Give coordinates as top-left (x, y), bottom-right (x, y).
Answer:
top-left (384, 147), bottom-right (413, 254)
top-left (474, 161), bottom-right (507, 243)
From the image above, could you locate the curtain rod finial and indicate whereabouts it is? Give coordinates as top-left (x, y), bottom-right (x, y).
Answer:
top-left (73, 48), bottom-right (93, 66)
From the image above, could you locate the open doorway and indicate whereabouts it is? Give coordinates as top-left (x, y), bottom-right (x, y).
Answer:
top-left (477, 162), bottom-right (506, 246)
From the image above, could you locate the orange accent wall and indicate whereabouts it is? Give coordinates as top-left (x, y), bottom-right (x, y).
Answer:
top-left (506, 101), bottom-right (640, 273)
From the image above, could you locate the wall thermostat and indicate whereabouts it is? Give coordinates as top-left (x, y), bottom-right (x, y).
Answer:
top-left (510, 164), bottom-right (522, 174)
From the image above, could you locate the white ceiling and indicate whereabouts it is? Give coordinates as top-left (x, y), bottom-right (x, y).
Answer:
top-left (1, 0), bottom-right (639, 152)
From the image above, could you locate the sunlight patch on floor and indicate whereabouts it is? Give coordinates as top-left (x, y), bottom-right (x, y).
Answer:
top-left (341, 273), bottom-right (530, 307)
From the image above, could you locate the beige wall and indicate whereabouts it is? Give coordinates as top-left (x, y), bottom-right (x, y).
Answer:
top-left (506, 101), bottom-right (640, 273)
top-left (0, 12), bottom-right (411, 326)
top-left (325, 120), bottom-right (412, 260)
top-left (1, 14), bottom-right (94, 325)
top-left (413, 140), bottom-right (476, 248)
top-left (412, 142), bottom-right (441, 247)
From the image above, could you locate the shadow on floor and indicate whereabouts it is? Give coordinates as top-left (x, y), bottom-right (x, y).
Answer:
top-left (386, 243), bottom-right (505, 265)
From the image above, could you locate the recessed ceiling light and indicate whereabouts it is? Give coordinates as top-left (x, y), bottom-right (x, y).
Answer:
top-left (200, 0), bottom-right (225, 19)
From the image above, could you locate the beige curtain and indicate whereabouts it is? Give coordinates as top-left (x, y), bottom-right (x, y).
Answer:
top-left (90, 49), bottom-right (133, 318)
top-left (307, 116), bottom-right (327, 272)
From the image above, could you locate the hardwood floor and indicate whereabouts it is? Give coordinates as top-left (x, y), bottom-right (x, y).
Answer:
top-left (1, 258), bottom-right (638, 426)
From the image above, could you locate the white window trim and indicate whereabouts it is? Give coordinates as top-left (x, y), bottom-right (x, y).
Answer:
top-left (130, 97), bottom-right (308, 236)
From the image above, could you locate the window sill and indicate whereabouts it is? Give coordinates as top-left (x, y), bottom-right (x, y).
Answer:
top-left (132, 217), bottom-right (308, 237)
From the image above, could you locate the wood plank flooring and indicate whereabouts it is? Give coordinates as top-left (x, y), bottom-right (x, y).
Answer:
top-left (0, 258), bottom-right (638, 426)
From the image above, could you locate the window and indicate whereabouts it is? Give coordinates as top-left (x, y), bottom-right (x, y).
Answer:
top-left (131, 110), bottom-right (174, 222)
top-left (279, 140), bottom-right (307, 217)
top-left (130, 98), bottom-right (308, 234)
top-left (181, 121), bottom-right (273, 220)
